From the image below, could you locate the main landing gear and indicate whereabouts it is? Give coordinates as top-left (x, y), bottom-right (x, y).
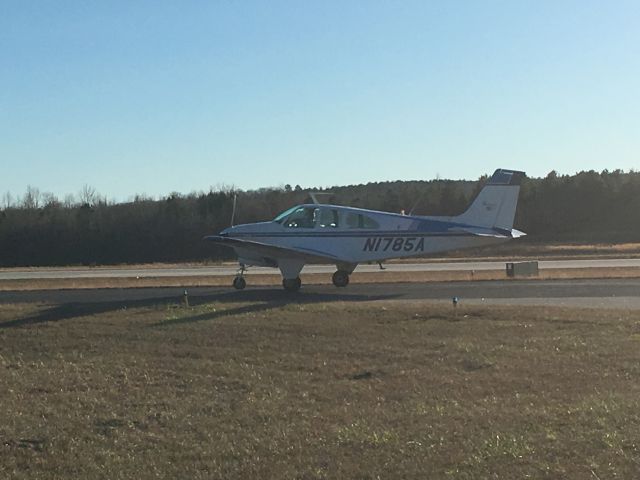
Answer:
top-left (332, 270), bottom-right (350, 288)
top-left (232, 262), bottom-right (355, 292)
top-left (332, 263), bottom-right (356, 288)
top-left (282, 277), bottom-right (302, 292)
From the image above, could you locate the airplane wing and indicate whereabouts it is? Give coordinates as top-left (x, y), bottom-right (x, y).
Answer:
top-left (203, 235), bottom-right (342, 264)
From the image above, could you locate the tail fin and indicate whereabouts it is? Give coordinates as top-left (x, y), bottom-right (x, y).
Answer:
top-left (455, 169), bottom-right (525, 230)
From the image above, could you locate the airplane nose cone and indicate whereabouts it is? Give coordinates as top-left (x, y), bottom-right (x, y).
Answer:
top-left (220, 227), bottom-right (232, 236)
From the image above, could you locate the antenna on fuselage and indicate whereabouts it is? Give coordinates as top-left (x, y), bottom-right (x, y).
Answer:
top-left (308, 192), bottom-right (334, 204)
top-left (230, 193), bottom-right (237, 227)
top-left (408, 190), bottom-right (426, 216)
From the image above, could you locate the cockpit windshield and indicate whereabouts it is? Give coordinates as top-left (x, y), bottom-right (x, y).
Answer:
top-left (281, 206), bottom-right (316, 228)
top-left (273, 206), bottom-right (299, 223)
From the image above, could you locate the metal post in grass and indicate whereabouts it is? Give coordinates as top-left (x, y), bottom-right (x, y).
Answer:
top-left (183, 289), bottom-right (189, 308)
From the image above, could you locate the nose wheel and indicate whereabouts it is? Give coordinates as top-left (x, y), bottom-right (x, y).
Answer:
top-left (282, 277), bottom-right (302, 292)
top-left (332, 270), bottom-right (350, 288)
top-left (232, 276), bottom-right (246, 290)
top-left (233, 264), bottom-right (247, 290)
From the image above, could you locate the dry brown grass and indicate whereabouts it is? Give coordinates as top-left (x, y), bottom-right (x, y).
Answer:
top-left (448, 242), bottom-right (640, 259)
top-left (543, 242), bottom-right (640, 253)
top-left (1, 300), bottom-right (639, 479)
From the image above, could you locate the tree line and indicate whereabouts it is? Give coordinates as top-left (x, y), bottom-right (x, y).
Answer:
top-left (1, 169), bottom-right (639, 267)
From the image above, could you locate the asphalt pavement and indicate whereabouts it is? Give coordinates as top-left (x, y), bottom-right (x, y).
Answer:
top-left (1, 279), bottom-right (639, 309)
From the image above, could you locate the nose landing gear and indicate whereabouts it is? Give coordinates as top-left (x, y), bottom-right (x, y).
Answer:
top-left (233, 264), bottom-right (247, 290)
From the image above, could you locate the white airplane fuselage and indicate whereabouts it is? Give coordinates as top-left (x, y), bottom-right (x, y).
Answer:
top-left (206, 168), bottom-right (526, 291)
top-left (221, 208), bottom-right (512, 266)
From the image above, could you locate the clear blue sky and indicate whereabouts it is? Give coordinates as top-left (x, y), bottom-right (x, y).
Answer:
top-left (2, 1), bottom-right (639, 201)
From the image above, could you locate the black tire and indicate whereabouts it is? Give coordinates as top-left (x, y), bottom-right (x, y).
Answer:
top-left (332, 270), bottom-right (350, 287)
top-left (282, 277), bottom-right (302, 292)
top-left (233, 277), bottom-right (246, 290)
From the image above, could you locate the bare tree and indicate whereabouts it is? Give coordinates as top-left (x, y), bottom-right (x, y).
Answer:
top-left (79, 184), bottom-right (97, 206)
top-left (42, 192), bottom-right (60, 208)
top-left (23, 185), bottom-right (41, 209)
top-left (63, 194), bottom-right (76, 208)
top-left (2, 191), bottom-right (13, 209)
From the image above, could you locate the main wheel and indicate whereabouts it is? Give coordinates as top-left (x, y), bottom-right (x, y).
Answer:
top-left (233, 276), bottom-right (246, 290)
top-left (282, 277), bottom-right (302, 292)
top-left (332, 270), bottom-right (350, 287)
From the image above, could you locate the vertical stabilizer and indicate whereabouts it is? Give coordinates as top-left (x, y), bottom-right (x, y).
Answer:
top-left (455, 169), bottom-right (525, 230)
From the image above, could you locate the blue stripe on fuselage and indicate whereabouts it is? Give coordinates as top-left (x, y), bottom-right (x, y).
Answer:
top-left (226, 231), bottom-right (475, 238)
top-left (409, 218), bottom-right (466, 233)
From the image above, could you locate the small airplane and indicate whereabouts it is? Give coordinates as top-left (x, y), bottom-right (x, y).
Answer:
top-left (205, 169), bottom-right (526, 291)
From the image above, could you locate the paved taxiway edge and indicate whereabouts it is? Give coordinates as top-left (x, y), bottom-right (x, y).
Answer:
top-left (2, 279), bottom-right (640, 310)
top-left (2, 258), bottom-right (640, 281)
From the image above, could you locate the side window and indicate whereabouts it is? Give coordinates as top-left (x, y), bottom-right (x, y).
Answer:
top-left (362, 215), bottom-right (379, 229)
top-left (283, 207), bottom-right (315, 228)
top-left (345, 213), bottom-right (360, 229)
top-left (317, 208), bottom-right (339, 228)
top-left (344, 212), bottom-right (379, 229)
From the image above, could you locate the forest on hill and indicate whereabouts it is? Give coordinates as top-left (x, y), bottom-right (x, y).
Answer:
top-left (0, 169), bottom-right (639, 267)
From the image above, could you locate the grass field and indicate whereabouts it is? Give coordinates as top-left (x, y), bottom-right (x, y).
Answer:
top-left (1, 299), bottom-right (639, 479)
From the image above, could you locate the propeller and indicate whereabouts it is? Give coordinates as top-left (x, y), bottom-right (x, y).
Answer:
top-left (230, 193), bottom-right (237, 227)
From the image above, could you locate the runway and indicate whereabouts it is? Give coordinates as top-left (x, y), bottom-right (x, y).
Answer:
top-left (1, 258), bottom-right (640, 280)
top-left (1, 279), bottom-right (640, 309)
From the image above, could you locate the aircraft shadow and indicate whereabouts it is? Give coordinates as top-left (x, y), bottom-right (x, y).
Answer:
top-left (0, 288), bottom-right (401, 329)
top-left (152, 290), bottom-right (401, 327)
